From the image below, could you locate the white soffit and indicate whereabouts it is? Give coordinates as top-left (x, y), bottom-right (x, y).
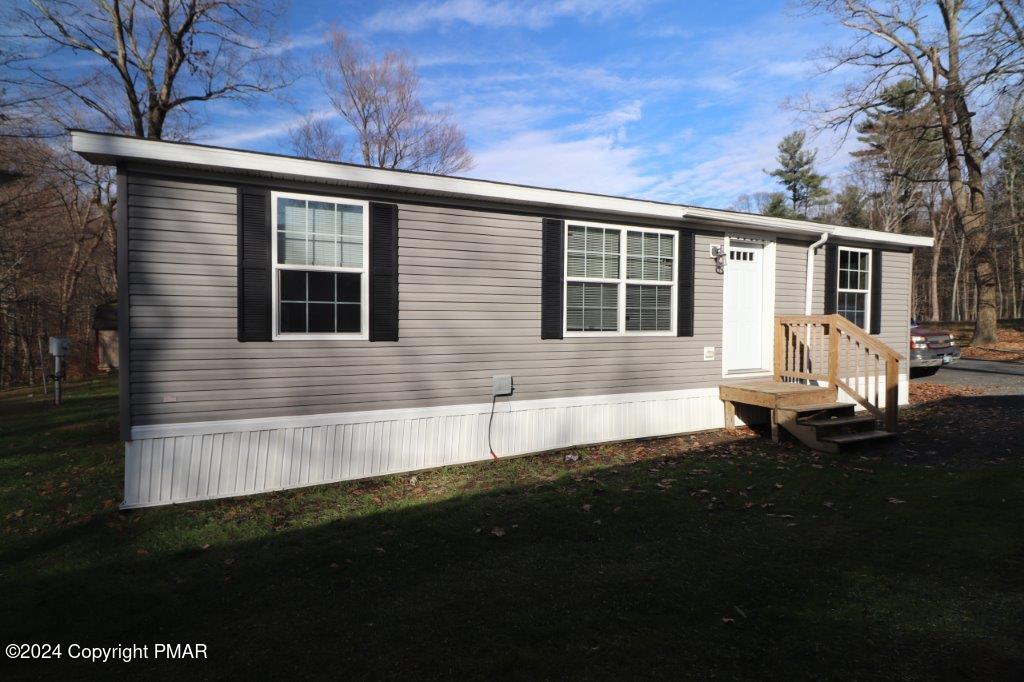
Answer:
top-left (71, 130), bottom-right (934, 248)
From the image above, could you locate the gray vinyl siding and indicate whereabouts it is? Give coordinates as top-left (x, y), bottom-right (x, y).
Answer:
top-left (125, 172), bottom-right (913, 427)
top-left (809, 246), bottom-right (911, 360)
top-left (127, 173), bottom-right (724, 426)
top-left (775, 239), bottom-right (808, 316)
top-left (878, 250), bottom-right (911, 360)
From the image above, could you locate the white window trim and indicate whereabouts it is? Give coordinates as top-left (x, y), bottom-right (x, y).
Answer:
top-left (562, 220), bottom-right (678, 337)
top-left (270, 190), bottom-right (370, 341)
top-left (836, 245), bottom-right (872, 332)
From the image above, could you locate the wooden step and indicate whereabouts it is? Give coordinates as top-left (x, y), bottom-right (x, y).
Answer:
top-left (797, 414), bottom-right (877, 428)
top-left (819, 430), bottom-right (897, 446)
top-left (783, 403), bottom-right (855, 416)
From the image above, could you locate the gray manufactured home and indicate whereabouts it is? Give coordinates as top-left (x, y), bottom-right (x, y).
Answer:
top-left (71, 131), bottom-right (932, 508)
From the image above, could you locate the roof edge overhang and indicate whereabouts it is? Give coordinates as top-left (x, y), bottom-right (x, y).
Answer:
top-left (71, 130), bottom-right (934, 249)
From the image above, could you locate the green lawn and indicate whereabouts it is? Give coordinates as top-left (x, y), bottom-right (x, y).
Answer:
top-left (2, 377), bottom-right (1023, 679)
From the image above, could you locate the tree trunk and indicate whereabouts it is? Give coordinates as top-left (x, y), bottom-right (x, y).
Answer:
top-left (930, 242), bottom-right (943, 322)
top-left (951, 233), bottom-right (964, 320)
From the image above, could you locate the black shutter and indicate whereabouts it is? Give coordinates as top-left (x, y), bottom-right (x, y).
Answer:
top-left (870, 249), bottom-right (883, 334)
top-left (541, 218), bottom-right (564, 340)
top-left (823, 243), bottom-right (838, 315)
top-left (677, 230), bottom-right (695, 337)
top-left (369, 202), bottom-right (399, 342)
top-left (237, 186), bottom-right (271, 342)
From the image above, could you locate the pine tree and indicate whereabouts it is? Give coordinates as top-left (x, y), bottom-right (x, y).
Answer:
top-left (765, 131), bottom-right (828, 216)
top-left (761, 192), bottom-right (798, 219)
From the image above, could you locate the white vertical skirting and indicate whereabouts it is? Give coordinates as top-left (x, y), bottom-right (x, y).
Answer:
top-left (122, 378), bottom-right (913, 509)
top-left (123, 387), bottom-right (732, 508)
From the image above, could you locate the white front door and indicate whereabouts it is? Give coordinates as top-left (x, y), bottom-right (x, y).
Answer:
top-left (723, 241), bottom-right (767, 373)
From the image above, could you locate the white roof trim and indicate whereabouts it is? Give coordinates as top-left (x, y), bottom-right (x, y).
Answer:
top-left (71, 130), bottom-right (933, 248)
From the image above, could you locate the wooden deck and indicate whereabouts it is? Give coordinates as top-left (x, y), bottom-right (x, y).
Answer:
top-left (719, 379), bottom-right (836, 410)
top-left (716, 315), bottom-right (902, 452)
top-left (719, 379), bottom-right (837, 440)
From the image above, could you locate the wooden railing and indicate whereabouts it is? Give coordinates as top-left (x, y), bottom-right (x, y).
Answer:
top-left (774, 314), bottom-right (901, 431)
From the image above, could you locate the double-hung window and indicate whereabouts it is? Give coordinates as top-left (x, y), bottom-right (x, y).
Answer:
top-left (272, 191), bottom-right (369, 339)
top-left (836, 246), bottom-right (871, 329)
top-left (564, 222), bottom-right (676, 335)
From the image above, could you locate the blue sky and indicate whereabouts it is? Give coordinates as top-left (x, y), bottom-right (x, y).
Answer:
top-left (179, 1), bottom-right (857, 207)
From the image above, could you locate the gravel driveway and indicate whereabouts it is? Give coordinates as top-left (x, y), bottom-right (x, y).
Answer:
top-left (913, 358), bottom-right (1024, 395)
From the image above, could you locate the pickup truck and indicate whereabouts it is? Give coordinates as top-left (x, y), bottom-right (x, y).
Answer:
top-left (910, 320), bottom-right (961, 377)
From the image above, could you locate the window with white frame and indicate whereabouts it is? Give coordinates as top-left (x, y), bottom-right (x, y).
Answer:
top-left (837, 247), bottom-right (870, 328)
top-left (273, 192), bottom-right (368, 337)
top-left (565, 222), bottom-right (675, 334)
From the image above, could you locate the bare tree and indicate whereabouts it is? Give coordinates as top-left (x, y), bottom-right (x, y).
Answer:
top-left (804, 0), bottom-right (1024, 344)
top-left (316, 28), bottom-right (473, 175)
top-left (8, 0), bottom-right (291, 139)
top-left (0, 135), bottom-right (114, 387)
top-left (288, 113), bottom-right (346, 161)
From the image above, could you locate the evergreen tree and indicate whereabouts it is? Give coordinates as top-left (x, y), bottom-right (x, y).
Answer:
top-left (831, 184), bottom-right (869, 228)
top-left (760, 192), bottom-right (798, 219)
top-left (765, 131), bottom-right (828, 216)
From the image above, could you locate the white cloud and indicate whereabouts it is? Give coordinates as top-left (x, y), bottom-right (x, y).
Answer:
top-left (472, 130), bottom-right (654, 196)
top-left (588, 100), bottom-right (643, 129)
top-left (201, 108), bottom-right (334, 148)
top-left (365, 0), bottom-right (648, 33)
top-left (642, 109), bottom-right (855, 207)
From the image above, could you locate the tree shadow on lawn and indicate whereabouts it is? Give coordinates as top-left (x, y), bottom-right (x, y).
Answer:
top-left (0, 383), bottom-right (118, 446)
top-left (4, 395), bottom-right (1024, 680)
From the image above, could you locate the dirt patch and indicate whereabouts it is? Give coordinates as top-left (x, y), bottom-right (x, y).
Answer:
top-left (962, 328), bottom-right (1024, 362)
top-left (909, 381), bottom-right (984, 404)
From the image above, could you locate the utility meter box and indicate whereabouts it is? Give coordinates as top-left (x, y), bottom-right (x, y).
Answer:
top-left (49, 337), bottom-right (70, 357)
top-left (492, 375), bottom-right (514, 397)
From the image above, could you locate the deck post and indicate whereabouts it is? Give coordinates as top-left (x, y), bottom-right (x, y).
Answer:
top-left (723, 400), bottom-right (735, 429)
top-left (827, 321), bottom-right (839, 389)
top-left (884, 356), bottom-right (899, 431)
top-left (773, 319), bottom-right (785, 380)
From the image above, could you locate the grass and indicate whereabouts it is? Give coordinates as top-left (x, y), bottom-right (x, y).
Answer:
top-left (2, 376), bottom-right (1023, 679)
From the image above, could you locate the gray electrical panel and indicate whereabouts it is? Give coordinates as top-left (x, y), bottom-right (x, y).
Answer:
top-left (49, 336), bottom-right (70, 357)
top-left (492, 375), bottom-right (514, 397)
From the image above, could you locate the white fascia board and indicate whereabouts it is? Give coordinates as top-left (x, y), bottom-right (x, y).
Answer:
top-left (683, 206), bottom-right (934, 248)
top-left (71, 130), bottom-right (684, 220)
top-left (831, 225), bottom-right (932, 247)
top-left (71, 130), bottom-right (934, 249)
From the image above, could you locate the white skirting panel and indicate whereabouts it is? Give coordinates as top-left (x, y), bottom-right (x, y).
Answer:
top-left (122, 387), bottom-right (729, 508)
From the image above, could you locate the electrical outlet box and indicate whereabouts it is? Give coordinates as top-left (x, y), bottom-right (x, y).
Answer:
top-left (48, 337), bottom-right (70, 357)
top-left (492, 375), bottom-right (514, 397)
top-left (703, 346), bottom-right (716, 361)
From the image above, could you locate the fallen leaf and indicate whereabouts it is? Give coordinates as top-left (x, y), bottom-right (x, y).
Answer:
top-left (888, 497), bottom-right (905, 504)
top-left (491, 526), bottom-right (505, 537)
top-left (721, 617), bottom-right (735, 625)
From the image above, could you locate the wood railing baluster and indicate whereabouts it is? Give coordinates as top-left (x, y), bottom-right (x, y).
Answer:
top-left (774, 314), bottom-right (901, 431)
